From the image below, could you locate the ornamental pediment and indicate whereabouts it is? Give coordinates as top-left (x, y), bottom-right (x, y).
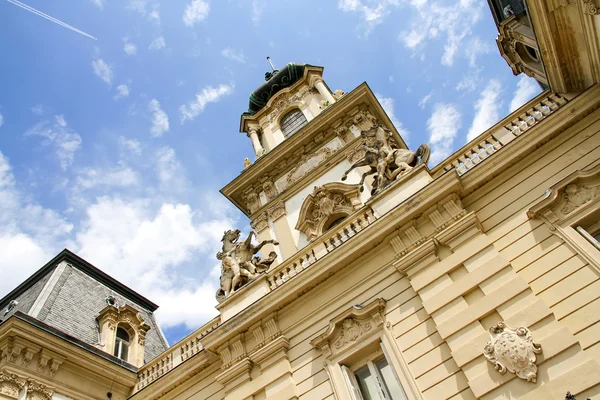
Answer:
top-left (310, 299), bottom-right (385, 359)
top-left (528, 165), bottom-right (600, 225)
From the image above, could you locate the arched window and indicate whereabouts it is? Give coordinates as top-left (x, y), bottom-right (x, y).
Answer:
top-left (114, 326), bottom-right (130, 361)
top-left (281, 109), bottom-right (308, 138)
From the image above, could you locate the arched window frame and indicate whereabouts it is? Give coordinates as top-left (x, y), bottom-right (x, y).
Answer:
top-left (114, 324), bottom-right (133, 361)
top-left (280, 108), bottom-right (308, 138)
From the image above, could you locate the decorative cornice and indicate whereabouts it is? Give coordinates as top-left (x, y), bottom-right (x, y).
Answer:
top-left (267, 200), bottom-right (287, 221)
top-left (250, 212), bottom-right (269, 232)
top-left (26, 380), bottom-right (54, 400)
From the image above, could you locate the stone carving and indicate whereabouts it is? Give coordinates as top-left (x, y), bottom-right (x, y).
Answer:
top-left (483, 322), bottom-right (542, 383)
top-left (334, 125), bottom-right (355, 144)
top-left (267, 200), bottom-right (286, 220)
top-left (0, 370), bottom-right (26, 398)
top-left (262, 180), bottom-right (278, 200)
top-left (561, 184), bottom-right (598, 214)
top-left (216, 229), bottom-right (279, 302)
top-left (243, 158), bottom-right (252, 169)
top-left (333, 318), bottom-right (372, 349)
top-left (242, 190), bottom-right (261, 215)
top-left (26, 380), bottom-right (53, 400)
top-left (250, 212), bottom-right (269, 232)
top-left (341, 125), bottom-right (430, 195)
top-left (296, 183), bottom-right (362, 241)
top-left (268, 92), bottom-right (303, 123)
top-left (333, 90), bottom-right (345, 100)
top-left (276, 144), bottom-right (340, 192)
top-left (583, 0), bottom-right (599, 15)
top-left (319, 100), bottom-right (330, 110)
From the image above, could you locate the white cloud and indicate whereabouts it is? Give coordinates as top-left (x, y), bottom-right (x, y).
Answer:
top-left (118, 136), bottom-right (142, 155)
top-left (419, 93), bottom-right (433, 108)
top-left (509, 75), bottom-right (541, 112)
top-left (155, 147), bottom-right (188, 192)
top-left (466, 37), bottom-right (491, 67)
top-left (400, 1), bottom-right (483, 66)
top-left (91, 0), bottom-right (104, 8)
top-left (183, 0), bottom-right (210, 26)
top-left (149, 36), bottom-right (166, 50)
top-left (114, 84), bottom-right (130, 100)
top-left (74, 196), bottom-right (234, 328)
top-left (76, 164), bottom-right (139, 189)
top-left (123, 38), bottom-right (137, 55)
top-left (466, 79), bottom-right (502, 141)
top-left (31, 104), bottom-right (47, 116)
top-left (375, 94), bottom-right (409, 141)
top-left (0, 152), bottom-right (72, 296)
top-left (127, 0), bottom-right (160, 22)
top-left (252, 0), bottom-right (265, 24)
top-left (25, 115), bottom-right (82, 170)
top-left (427, 103), bottom-right (462, 165)
top-left (0, 112), bottom-right (3, 128)
top-left (337, 0), bottom-right (395, 37)
top-left (221, 48), bottom-right (246, 63)
top-left (92, 58), bottom-right (113, 85)
top-left (148, 99), bottom-right (169, 137)
top-left (456, 73), bottom-right (480, 92)
top-left (180, 83), bottom-right (234, 123)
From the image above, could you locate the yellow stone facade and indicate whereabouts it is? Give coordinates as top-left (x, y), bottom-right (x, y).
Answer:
top-left (2, 0), bottom-right (600, 399)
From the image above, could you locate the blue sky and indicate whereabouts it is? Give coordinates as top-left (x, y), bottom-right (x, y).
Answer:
top-left (0, 0), bottom-right (541, 346)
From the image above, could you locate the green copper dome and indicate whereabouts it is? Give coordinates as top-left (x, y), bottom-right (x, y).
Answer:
top-left (248, 63), bottom-right (306, 115)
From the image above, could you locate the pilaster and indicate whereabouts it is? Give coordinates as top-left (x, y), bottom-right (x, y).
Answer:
top-left (267, 201), bottom-right (297, 259)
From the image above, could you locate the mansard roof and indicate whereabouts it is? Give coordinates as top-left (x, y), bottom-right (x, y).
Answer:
top-left (0, 248), bottom-right (158, 312)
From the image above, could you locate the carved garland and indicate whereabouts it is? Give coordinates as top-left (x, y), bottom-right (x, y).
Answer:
top-left (0, 370), bottom-right (26, 398)
top-left (296, 183), bottom-right (363, 241)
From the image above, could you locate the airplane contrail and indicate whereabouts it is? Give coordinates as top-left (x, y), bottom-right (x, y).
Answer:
top-left (5, 0), bottom-right (97, 40)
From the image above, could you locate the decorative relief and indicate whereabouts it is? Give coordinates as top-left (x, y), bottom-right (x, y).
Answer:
top-left (276, 141), bottom-right (342, 193)
top-left (26, 380), bottom-right (54, 400)
top-left (296, 183), bottom-right (362, 241)
top-left (333, 318), bottom-right (372, 349)
top-left (582, 0), bottom-right (599, 14)
top-left (242, 189), bottom-right (261, 215)
top-left (262, 179), bottom-right (278, 200)
top-left (483, 322), bottom-right (542, 383)
top-left (267, 200), bottom-right (286, 220)
top-left (311, 299), bottom-right (386, 359)
top-left (268, 92), bottom-right (304, 123)
top-left (250, 212), bottom-right (269, 232)
top-left (0, 370), bottom-right (26, 398)
top-left (560, 184), bottom-right (599, 214)
top-left (528, 165), bottom-right (600, 225)
top-left (334, 125), bottom-right (355, 144)
top-left (333, 89), bottom-right (346, 100)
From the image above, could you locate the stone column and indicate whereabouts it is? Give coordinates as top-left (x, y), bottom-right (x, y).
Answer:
top-left (251, 212), bottom-right (278, 266)
top-left (268, 201), bottom-right (297, 260)
top-left (247, 127), bottom-right (265, 158)
top-left (313, 78), bottom-right (336, 104)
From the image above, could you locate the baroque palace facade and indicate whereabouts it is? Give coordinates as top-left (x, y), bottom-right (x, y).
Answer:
top-left (2, 0), bottom-right (600, 399)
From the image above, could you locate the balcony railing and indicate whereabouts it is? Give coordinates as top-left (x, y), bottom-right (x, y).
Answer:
top-left (267, 206), bottom-right (377, 291)
top-left (434, 93), bottom-right (568, 177)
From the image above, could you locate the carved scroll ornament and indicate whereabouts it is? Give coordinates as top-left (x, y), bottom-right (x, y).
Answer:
top-left (483, 322), bottom-right (542, 382)
top-left (0, 370), bottom-right (26, 398)
top-left (296, 183), bottom-right (362, 241)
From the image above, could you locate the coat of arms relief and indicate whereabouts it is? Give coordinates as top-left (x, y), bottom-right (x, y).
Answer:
top-left (483, 322), bottom-right (542, 382)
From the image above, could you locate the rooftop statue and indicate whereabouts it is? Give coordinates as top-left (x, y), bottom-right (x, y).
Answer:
top-left (341, 124), bottom-right (430, 195)
top-left (216, 229), bottom-right (278, 302)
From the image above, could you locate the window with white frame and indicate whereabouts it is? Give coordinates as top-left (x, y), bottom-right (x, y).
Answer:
top-left (342, 343), bottom-right (408, 400)
top-left (114, 326), bottom-right (131, 361)
top-left (576, 220), bottom-right (600, 251)
top-left (311, 299), bottom-right (421, 400)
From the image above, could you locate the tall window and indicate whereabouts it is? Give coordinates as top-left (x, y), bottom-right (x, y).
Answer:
top-left (343, 352), bottom-right (407, 400)
top-left (280, 109), bottom-right (308, 138)
top-left (114, 326), bottom-right (130, 361)
top-left (577, 220), bottom-right (600, 251)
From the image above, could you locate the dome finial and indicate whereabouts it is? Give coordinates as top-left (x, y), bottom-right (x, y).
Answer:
top-left (266, 56), bottom-right (277, 71)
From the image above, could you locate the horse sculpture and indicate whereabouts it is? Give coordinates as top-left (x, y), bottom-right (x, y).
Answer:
top-left (216, 229), bottom-right (278, 302)
top-left (341, 125), bottom-right (430, 195)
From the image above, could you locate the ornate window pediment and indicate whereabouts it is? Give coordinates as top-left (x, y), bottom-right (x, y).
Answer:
top-left (97, 304), bottom-right (150, 367)
top-left (310, 299), bottom-right (385, 359)
top-left (295, 183), bottom-right (363, 241)
top-left (528, 165), bottom-right (600, 271)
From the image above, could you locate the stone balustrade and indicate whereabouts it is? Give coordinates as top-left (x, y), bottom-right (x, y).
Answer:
top-left (434, 92), bottom-right (568, 177)
top-left (267, 206), bottom-right (377, 290)
top-left (134, 316), bottom-right (220, 392)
